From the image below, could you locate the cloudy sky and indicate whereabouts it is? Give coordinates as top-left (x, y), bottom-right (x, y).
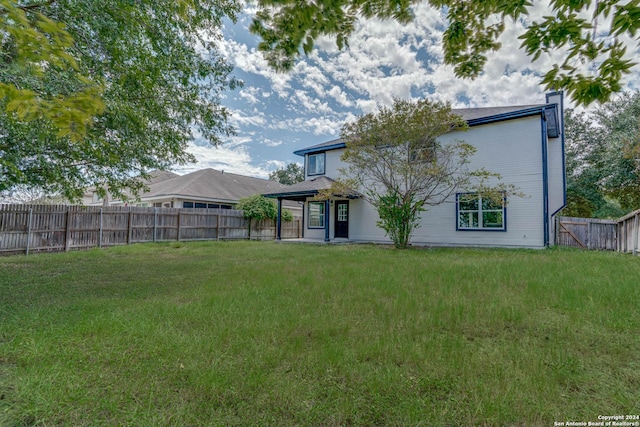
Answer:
top-left (176, 2), bottom-right (640, 178)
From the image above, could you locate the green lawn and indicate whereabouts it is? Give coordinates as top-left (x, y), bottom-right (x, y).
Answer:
top-left (1, 241), bottom-right (639, 426)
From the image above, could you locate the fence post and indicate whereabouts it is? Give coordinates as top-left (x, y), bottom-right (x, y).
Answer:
top-left (99, 208), bottom-right (103, 248)
top-left (26, 207), bottom-right (33, 256)
top-left (216, 214), bottom-right (220, 241)
top-left (127, 209), bottom-right (133, 245)
top-left (153, 208), bottom-right (158, 243)
top-left (177, 211), bottom-right (181, 241)
top-left (65, 208), bottom-right (72, 252)
top-left (632, 213), bottom-right (640, 255)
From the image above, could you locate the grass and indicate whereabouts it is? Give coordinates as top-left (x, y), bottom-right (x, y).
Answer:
top-left (0, 241), bottom-right (639, 426)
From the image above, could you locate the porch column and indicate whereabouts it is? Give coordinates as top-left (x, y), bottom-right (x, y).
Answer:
top-left (324, 199), bottom-right (330, 242)
top-left (276, 197), bottom-right (282, 241)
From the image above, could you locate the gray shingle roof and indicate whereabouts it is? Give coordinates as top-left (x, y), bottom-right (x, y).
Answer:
top-left (142, 168), bottom-right (287, 202)
top-left (263, 176), bottom-right (336, 197)
top-left (146, 170), bottom-right (180, 185)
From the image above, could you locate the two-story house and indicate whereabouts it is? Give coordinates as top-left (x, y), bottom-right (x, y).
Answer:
top-left (265, 92), bottom-right (565, 248)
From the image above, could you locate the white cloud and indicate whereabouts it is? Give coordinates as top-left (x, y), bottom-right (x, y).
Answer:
top-left (237, 86), bottom-right (262, 105)
top-left (228, 107), bottom-right (267, 128)
top-left (180, 141), bottom-right (271, 179)
top-left (261, 138), bottom-right (283, 147)
top-left (328, 85), bottom-right (353, 107)
top-left (263, 159), bottom-right (286, 170)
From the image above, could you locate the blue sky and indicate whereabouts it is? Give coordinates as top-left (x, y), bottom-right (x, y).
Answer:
top-left (176, 2), bottom-right (640, 178)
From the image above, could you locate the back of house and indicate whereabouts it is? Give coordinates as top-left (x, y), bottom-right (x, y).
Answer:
top-left (266, 92), bottom-right (565, 248)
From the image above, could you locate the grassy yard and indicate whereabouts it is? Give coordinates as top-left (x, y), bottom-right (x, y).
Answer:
top-left (0, 241), bottom-right (639, 426)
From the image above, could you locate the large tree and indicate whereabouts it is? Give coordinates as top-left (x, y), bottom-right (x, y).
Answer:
top-left (250, 0), bottom-right (640, 106)
top-left (1, 0), bottom-right (240, 202)
top-left (563, 109), bottom-right (614, 218)
top-left (269, 163), bottom-right (304, 185)
top-left (564, 91), bottom-right (640, 217)
top-left (331, 98), bottom-right (515, 248)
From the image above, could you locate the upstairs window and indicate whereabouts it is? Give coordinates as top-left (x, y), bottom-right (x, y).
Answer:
top-left (457, 193), bottom-right (506, 231)
top-left (409, 142), bottom-right (437, 164)
top-left (307, 153), bottom-right (325, 176)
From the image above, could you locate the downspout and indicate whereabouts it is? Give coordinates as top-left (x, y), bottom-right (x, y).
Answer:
top-left (541, 108), bottom-right (550, 247)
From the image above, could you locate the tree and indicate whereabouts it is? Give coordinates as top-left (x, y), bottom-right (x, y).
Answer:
top-left (269, 163), bottom-right (304, 185)
top-left (1, 0), bottom-right (240, 202)
top-left (0, 0), bottom-right (105, 140)
top-left (330, 98), bottom-right (514, 249)
top-left (593, 91), bottom-right (640, 211)
top-left (563, 91), bottom-right (640, 218)
top-left (563, 109), bottom-right (613, 217)
top-left (236, 194), bottom-right (293, 238)
top-left (250, 0), bottom-right (640, 106)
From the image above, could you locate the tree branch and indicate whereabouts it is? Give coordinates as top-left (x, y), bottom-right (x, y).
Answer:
top-left (0, 0), bottom-right (57, 15)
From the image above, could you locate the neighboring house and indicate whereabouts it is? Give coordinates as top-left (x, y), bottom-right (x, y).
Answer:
top-left (85, 168), bottom-right (301, 214)
top-left (265, 92), bottom-right (566, 248)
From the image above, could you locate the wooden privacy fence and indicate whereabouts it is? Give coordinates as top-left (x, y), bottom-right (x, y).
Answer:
top-left (556, 216), bottom-right (617, 251)
top-left (0, 204), bottom-right (301, 255)
top-left (556, 209), bottom-right (640, 255)
top-left (617, 209), bottom-right (640, 255)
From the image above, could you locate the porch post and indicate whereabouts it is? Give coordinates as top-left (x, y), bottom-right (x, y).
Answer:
top-left (324, 199), bottom-right (330, 242)
top-left (276, 198), bottom-right (282, 241)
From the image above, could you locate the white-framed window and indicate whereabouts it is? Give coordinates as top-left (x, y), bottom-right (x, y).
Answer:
top-left (307, 153), bottom-right (325, 176)
top-left (457, 193), bottom-right (506, 231)
top-left (308, 202), bottom-right (325, 228)
top-left (337, 203), bottom-right (348, 221)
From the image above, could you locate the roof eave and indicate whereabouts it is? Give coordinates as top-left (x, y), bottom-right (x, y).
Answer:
top-left (466, 106), bottom-right (549, 127)
top-left (264, 190), bottom-right (320, 198)
top-left (139, 194), bottom-right (238, 203)
top-left (293, 142), bottom-right (347, 156)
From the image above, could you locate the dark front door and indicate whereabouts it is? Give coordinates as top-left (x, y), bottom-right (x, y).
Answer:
top-left (334, 200), bottom-right (349, 238)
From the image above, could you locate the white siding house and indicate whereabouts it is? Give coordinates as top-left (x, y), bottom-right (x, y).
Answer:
top-left (265, 92), bottom-right (566, 248)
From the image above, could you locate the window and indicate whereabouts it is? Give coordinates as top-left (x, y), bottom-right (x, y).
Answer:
top-left (337, 203), bottom-right (348, 221)
top-left (457, 193), bottom-right (506, 231)
top-left (409, 142), bottom-right (437, 163)
top-left (308, 202), bottom-right (325, 228)
top-left (307, 153), bottom-right (325, 176)
top-left (182, 201), bottom-right (233, 209)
